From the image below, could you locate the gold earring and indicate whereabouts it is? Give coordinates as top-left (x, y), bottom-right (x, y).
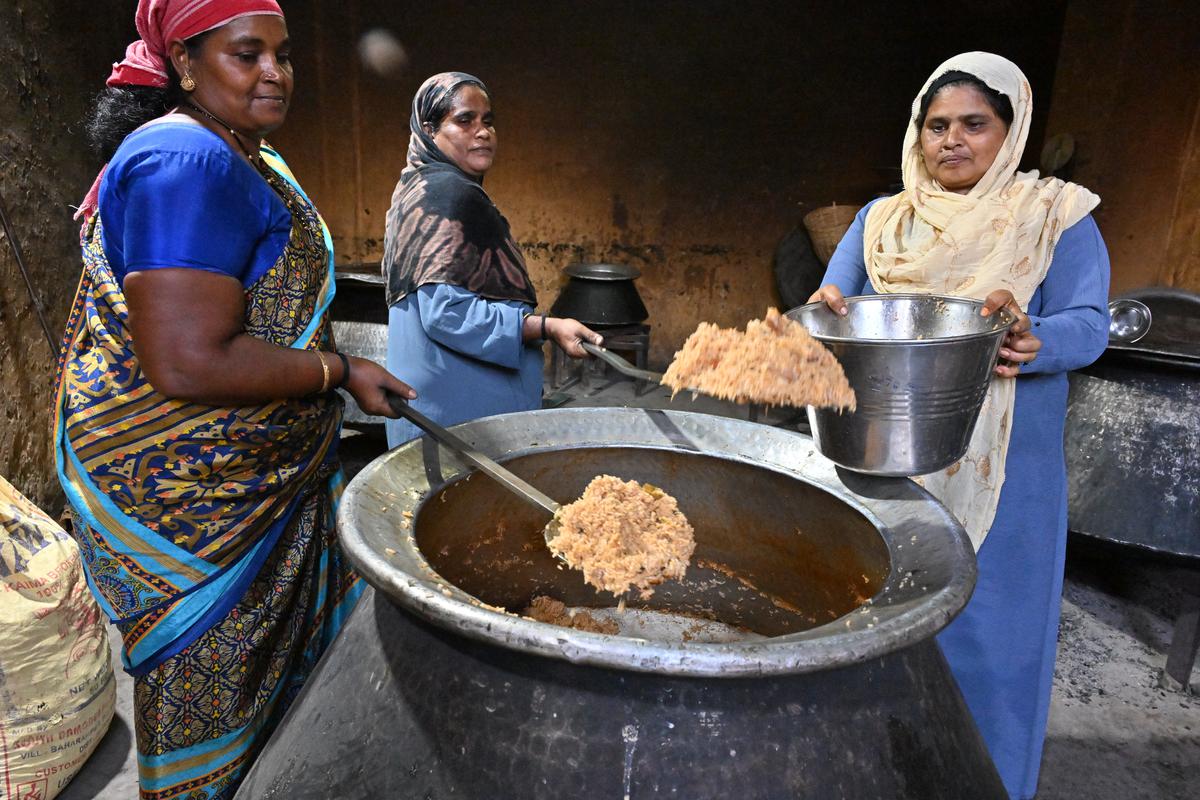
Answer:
top-left (181, 73), bottom-right (196, 92)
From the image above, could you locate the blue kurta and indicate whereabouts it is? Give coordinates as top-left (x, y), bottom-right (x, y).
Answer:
top-left (823, 201), bottom-right (1110, 800)
top-left (385, 282), bottom-right (544, 446)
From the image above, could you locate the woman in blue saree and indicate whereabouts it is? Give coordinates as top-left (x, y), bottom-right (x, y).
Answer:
top-left (55, 2), bottom-right (413, 797)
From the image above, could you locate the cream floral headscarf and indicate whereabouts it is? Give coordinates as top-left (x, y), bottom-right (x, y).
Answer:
top-left (863, 52), bottom-right (1099, 550)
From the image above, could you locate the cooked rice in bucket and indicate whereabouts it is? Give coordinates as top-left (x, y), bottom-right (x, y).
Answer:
top-left (549, 475), bottom-right (695, 599)
top-left (661, 307), bottom-right (856, 410)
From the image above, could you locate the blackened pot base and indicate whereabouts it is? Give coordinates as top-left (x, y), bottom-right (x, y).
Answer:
top-left (236, 588), bottom-right (1005, 800)
top-left (235, 408), bottom-right (1005, 798)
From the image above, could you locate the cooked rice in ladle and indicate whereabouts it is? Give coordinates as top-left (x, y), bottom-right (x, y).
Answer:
top-left (661, 307), bottom-right (856, 410)
top-left (549, 475), bottom-right (694, 599)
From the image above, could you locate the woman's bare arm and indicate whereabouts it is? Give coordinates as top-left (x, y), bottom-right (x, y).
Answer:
top-left (125, 268), bottom-right (414, 414)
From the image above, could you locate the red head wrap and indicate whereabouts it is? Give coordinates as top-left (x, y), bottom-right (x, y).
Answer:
top-left (108, 0), bottom-right (284, 88)
top-left (77, 0), bottom-right (284, 222)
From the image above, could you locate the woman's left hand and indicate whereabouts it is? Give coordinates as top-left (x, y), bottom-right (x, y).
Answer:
top-left (982, 289), bottom-right (1040, 378)
top-left (547, 317), bottom-right (604, 358)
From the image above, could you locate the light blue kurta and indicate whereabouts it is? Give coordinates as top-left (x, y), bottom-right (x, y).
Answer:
top-left (385, 282), bottom-right (544, 447)
top-left (823, 201), bottom-right (1110, 800)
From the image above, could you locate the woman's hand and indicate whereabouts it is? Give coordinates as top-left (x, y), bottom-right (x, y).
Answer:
top-left (343, 355), bottom-right (417, 417)
top-left (982, 289), bottom-right (1041, 378)
top-left (807, 284), bottom-right (849, 316)
top-left (547, 317), bottom-right (604, 358)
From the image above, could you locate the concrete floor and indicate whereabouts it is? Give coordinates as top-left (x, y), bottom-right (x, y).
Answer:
top-left (57, 630), bottom-right (137, 800)
top-left (56, 375), bottom-right (1199, 799)
top-left (1041, 551), bottom-right (1199, 799)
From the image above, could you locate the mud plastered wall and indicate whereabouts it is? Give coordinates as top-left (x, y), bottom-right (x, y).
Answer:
top-left (273, 0), bottom-right (1067, 366)
top-left (0, 1), bottom-right (1074, 503)
top-left (1044, 0), bottom-right (1200, 294)
top-left (0, 2), bottom-right (127, 507)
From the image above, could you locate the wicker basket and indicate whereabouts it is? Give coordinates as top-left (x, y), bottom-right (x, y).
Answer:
top-left (803, 203), bottom-right (862, 266)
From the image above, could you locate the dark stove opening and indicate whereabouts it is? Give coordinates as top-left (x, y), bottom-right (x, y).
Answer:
top-left (413, 446), bottom-right (890, 638)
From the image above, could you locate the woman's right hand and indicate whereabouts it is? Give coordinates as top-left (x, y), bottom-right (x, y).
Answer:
top-left (807, 284), bottom-right (849, 316)
top-left (545, 317), bottom-right (604, 358)
top-left (344, 355), bottom-right (416, 418)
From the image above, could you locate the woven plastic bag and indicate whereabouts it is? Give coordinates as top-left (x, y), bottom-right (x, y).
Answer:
top-left (1, 475), bottom-right (115, 800)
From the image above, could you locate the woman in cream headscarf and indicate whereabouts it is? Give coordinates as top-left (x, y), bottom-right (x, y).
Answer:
top-left (810, 53), bottom-right (1109, 799)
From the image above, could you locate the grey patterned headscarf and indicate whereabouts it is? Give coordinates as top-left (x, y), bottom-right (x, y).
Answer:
top-left (381, 72), bottom-right (537, 307)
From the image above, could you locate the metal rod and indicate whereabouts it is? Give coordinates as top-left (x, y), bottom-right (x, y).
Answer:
top-left (0, 187), bottom-right (59, 355)
top-left (386, 393), bottom-right (559, 515)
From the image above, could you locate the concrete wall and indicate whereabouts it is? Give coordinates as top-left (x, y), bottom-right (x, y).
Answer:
top-left (1043, 0), bottom-right (1200, 294)
top-left (0, 2), bottom-right (128, 507)
top-left (273, 0), bottom-right (1068, 364)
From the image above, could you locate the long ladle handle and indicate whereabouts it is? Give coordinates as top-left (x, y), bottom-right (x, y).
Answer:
top-left (386, 393), bottom-right (560, 516)
top-left (580, 341), bottom-right (664, 383)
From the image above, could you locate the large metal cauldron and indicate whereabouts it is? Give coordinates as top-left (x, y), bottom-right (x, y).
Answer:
top-left (787, 295), bottom-right (1013, 476)
top-left (1066, 288), bottom-right (1200, 558)
top-left (328, 272), bottom-right (387, 426)
top-left (1066, 288), bottom-right (1200, 557)
top-left (1065, 288), bottom-right (1200, 687)
top-left (237, 409), bottom-right (1003, 799)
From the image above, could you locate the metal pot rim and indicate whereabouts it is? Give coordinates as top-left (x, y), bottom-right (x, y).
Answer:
top-left (787, 293), bottom-right (1014, 345)
top-left (338, 408), bottom-right (977, 678)
top-left (563, 262), bottom-right (642, 281)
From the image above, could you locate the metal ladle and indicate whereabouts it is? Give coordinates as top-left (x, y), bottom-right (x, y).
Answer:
top-left (385, 394), bottom-right (565, 547)
top-left (578, 341), bottom-right (774, 422)
top-left (580, 341), bottom-right (664, 383)
top-left (384, 393), bottom-right (666, 599)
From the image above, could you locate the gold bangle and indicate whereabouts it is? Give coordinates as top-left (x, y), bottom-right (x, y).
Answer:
top-left (315, 351), bottom-right (331, 393)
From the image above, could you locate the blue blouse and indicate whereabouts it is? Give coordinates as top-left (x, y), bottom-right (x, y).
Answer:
top-left (98, 122), bottom-right (292, 287)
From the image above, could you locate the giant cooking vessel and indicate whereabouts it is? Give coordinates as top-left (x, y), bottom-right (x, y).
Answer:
top-left (236, 408), bottom-right (1004, 799)
top-left (1066, 288), bottom-right (1200, 558)
top-left (1065, 288), bottom-right (1200, 688)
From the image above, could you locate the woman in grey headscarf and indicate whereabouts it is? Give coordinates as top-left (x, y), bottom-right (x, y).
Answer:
top-left (382, 72), bottom-right (601, 445)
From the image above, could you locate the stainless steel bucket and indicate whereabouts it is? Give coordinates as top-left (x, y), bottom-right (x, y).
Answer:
top-left (787, 294), bottom-right (1012, 476)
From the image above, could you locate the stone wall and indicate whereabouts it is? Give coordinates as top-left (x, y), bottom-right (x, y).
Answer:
top-left (0, 2), bottom-right (129, 507)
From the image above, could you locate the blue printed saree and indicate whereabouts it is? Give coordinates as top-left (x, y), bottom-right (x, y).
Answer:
top-left (55, 147), bottom-right (363, 799)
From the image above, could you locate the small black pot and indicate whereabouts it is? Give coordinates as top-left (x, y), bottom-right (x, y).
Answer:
top-left (549, 262), bottom-right (649, 326)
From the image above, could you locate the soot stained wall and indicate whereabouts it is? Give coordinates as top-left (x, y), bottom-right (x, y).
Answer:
top-left (0, 1), bottom-right (128, 507)
top-left (274, 0), bottom-right (1068, 364)
top-left (1043, 0), bottom-right (1200, 294)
